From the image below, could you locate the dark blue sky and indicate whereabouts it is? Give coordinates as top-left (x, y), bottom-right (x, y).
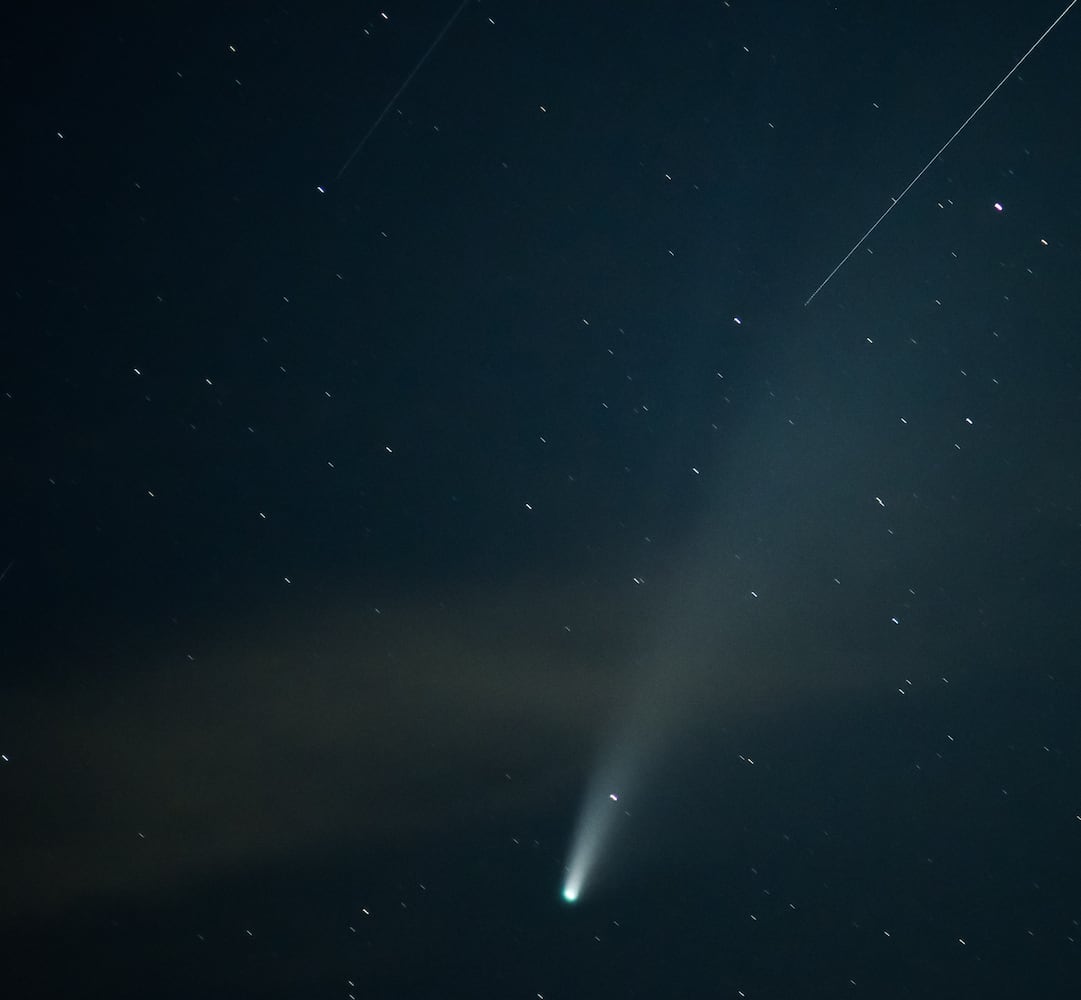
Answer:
top-left (5, 2), bottom-right (1081, 997)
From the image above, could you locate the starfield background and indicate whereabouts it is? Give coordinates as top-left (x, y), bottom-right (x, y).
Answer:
top-left (4, 1), bottom-right (1081, 997)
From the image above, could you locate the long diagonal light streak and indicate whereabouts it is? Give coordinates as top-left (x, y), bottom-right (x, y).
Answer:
top-left (336, 0), bottom-right (471, 180)
top-left (804, 0), bottom-right (1078, 306)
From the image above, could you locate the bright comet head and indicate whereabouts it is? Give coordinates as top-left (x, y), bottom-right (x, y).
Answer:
top-left (561, 781), bottom-right (625, 906)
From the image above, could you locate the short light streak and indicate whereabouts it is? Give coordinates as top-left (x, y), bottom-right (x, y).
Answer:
top-left (804, 0), bottom-right (1078, 306)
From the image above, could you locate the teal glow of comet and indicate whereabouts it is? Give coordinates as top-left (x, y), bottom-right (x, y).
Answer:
top-left (561, 778), bottom-right (624, 904)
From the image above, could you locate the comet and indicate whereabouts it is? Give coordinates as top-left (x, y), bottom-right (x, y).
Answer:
top-left (559, 625), bottom-right (692, 904)
top-left (560, 711), bottom-right (651, 906)
top-left (561, 781), bottom-right (624, 904)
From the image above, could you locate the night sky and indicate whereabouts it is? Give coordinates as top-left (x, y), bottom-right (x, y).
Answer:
top-left (5, 1), bottom-right (1081, 996)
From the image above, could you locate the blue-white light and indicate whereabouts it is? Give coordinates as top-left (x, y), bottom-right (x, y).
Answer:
top-left (561, 784), bottom-right (625, 906)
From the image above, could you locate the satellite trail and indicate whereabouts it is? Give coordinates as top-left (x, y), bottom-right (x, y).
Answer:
top-left (804, 0), bottom-right (1078, 306)
top-left (336, 0), bottom-right (472, 180)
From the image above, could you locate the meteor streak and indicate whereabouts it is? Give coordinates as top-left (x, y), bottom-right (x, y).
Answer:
top-left (337, 0), bottom-right (472, 179)
top-left (804, 0), bottom-right (1078, 306)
